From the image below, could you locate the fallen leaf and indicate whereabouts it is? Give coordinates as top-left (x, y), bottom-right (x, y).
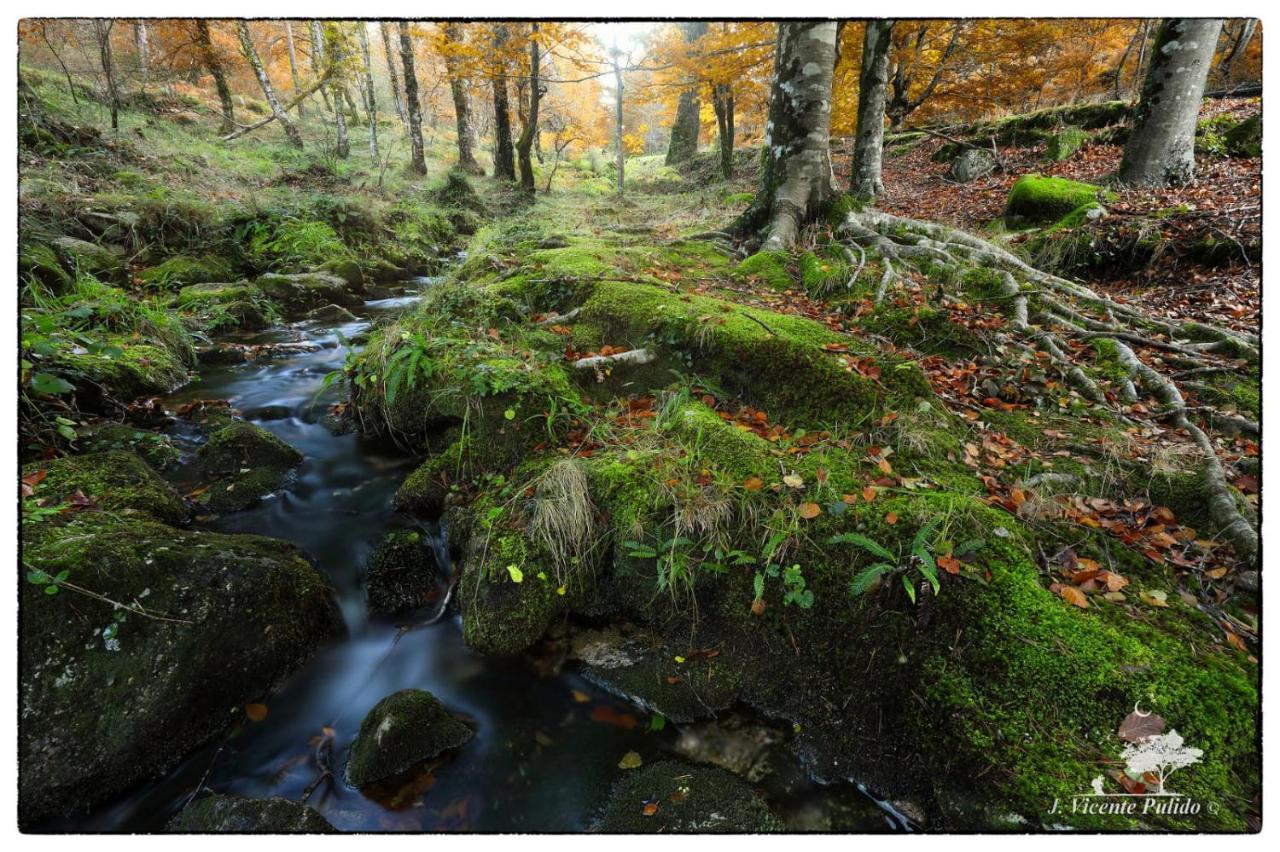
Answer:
top-left (862, 486), bottom-right (877, 502)
top-left (618, 751), bottom-right (643, 770)
top-left (798, 502), bottom-right (821, 519)
top-left (885, 511), bottom-right (898, 525)
top-left (783, 473), bottom-right (804, 489)
top-left (743, 475), bottom-right (763, 492)
top-left (1140, 589), bottom-right (1169, 608)
top-left (244, 703), bottom-right (268, 722)
top-left (1052, 584), bottom-right (1089, 609)
top-left (1118, 708), bottom-right (1165, 742)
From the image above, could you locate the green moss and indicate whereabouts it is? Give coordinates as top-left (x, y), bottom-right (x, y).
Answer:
top-left (366, 529), bottom-right (438, 614)
top-left (22, 449), bottom-right (189, 525)
top-left (79, 423), bottom-right (181, 471)
top-left (1223, 114), bottom-right (1261, 158)
top-left (596, 760), bottom-right (782, 832)
top-left (798, 248), bottom-right (851, 297)
top-left (168, 795), bottom-right (335, 833)
top-left (735, 251), bottom-right (793, 290)
top-left (254, 271), bottom-right (359, 315)
top-left (1005, 174), bottom-right (1112, 227)
top-left (345, 689), bottom-right (473, 787)
top-left (1044, 126), bottom-right (1088, 162)
top-left (858, 304), bottom-right (986, 358)
top-left (50, 236), bottom-right (125, 284)
top-left (176, 281), bottom-right (277, 331)
top-left (193, 417), bottom-right (303, 512)
top-left (50, 336), bottom-right (189, 404)
top-left (137, 254), bottom-right (234, 290)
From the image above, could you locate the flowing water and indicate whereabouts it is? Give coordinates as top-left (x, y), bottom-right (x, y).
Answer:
top-left (53, 279), bottom-right (899, 833)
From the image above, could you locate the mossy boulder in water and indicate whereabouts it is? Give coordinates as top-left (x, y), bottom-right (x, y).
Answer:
top-left (50, 338), bottom-right (189, 408)
top-left (167, 794), bottom-right (336, 833)
top-left (345, 689), bottom-right (473, 787)
top-left (366, 529), bottom-right (440, 614)
top-left (23, 450), bottom-right (189, 526)
top-left (595, 760), bottom-right (782, 832)
top-left (18, 510), bottom-right (341, 826)
top-left (177, 281), bottom-right (276, 331)
top-left (79, 423), bottom-right (181, 471)
top-left (193, 416), bottom-right (303, 512)
top-left (255, 272), bottom-right (360, 316)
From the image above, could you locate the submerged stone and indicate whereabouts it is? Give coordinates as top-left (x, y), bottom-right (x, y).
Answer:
top-left (595, 760), bottom-right (782, 832)
top-left (345, 689), bottom-right (473, 788)
top-left (167, 794), bottom-right (336, 833)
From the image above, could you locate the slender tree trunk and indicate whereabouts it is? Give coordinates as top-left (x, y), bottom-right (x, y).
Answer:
top-left (379, 22), bottom-right (407, 127)
top-left (1219, 18), bottom-right (1258, 87)
top-left (491, 27), bottom-right (517, 181)
top-left (358, 23), bottom-right (378, 159)
top-left (736, 21), bottom-right (839, 250)
top-left (328, 27), bottom-right (351, 159)
top-left (712, 82), bottom-right (735, 179)
top-left (515, 23), bottom-right (541, 193)
top-left (613, 51), bottom-right (625, 194)
top-left (237, 21), bottom-right (303, 148)
top-left (442, 23), bottom-right (482, 174)
top-left (196, 20), bottom-right (235, 133)
top-left (665, 22), bottom-right (709, 165)
top-left (284, 22), bottom-right (305, 118)
top-left (94, 19), bottom-right (120, 130)
top-left (1119, 18), bottom-right (1222, 186)
top-left (310, 21), bottom-right (333, 112)
top-left (851, 20), bottom-right (894, 200)
top-left (1112, 21), bottom-right (1145, 100)
top-left (134, 21), bottom-right (149, 90)
top-left (398, 22), bottom-right (427, 174)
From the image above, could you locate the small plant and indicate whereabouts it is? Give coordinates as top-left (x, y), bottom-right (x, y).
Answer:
top-left (835, 518), bottom-right (953, 604)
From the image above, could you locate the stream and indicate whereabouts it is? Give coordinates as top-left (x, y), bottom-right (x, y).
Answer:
top-left (52, 279), bottom-right (899, 833)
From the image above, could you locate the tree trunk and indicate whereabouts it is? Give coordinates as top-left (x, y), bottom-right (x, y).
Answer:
top-left (358, 23), bottom-right (379, 159)
top-left (1218, 18), bottom-right (1258, 87)
top-left (310, 21), bottom-right (333, 112)
top-left (398, 22), bottom-right (427, 174)
top-left (323, 25), bottom-right (350, 159)
top-left (515, 23), bottom-right (541, 193)
top-left (443, 23), bottom-right (483, 174)
top-left (851, 20), bottom-right (893, 200)
top-left (237, 21), bottom-right (303, 148)
top-left (737, 21), bottom-right (839, 250)
top-left (491, 25), bottom-right (516, 181)
top-left (379, 22), bottom-right (407, 128)
top-left (665, 22), bottom-right (709, 165)
top-left (94, 19), bottom-right (120, 130)
top-left (613, 51), bottom-right (625, 194)
top-left (1119, 18), bottom-right (1222, 186)
top-left (284, 21), bottom-right (305, 118)
top-left (712, 82), bottom-right (735, 179)
top-left (134, 20), bottom-right (149, 89)
top-left (196, 21), bottom-right (236, 133)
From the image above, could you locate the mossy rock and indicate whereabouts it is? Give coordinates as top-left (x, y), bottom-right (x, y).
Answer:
top-left (319, 258), bottom-right (364, 288)
top-left (193, 417), bottom-right (303, 513)
top-left (19, 242), bottom-right (73, 291)
top-left (50, 236), bottom-right (125, 284)
top-left (18, 512), bottom-right (341, 826)
top-left (1005, 174), bottom-right (1111, 227)
top-left (1044, 126), bottom-right (1088, 162)
top-left (176, 281), bottom-right (275, 331)
top-left (735, 251), bottom-right (792, 290)
top-left (137, 254), bottom-right (235, 290)
top-left (948, 148), bottom-right (996, 182)
top-left (595, 760), bottom-right (782, 832)
top-left (366, 529), bottom-right (440, 614)
top-left (22, 450), bottom-right (189, 526)
top-left (1224, 114), bottom-right (1261, 158)
top-left (254, 272), bottom-right (360, 316)
top-left (167, 795), bottom-right (336, 833)
top-left (49, 337), bottom-right (189, 407)
top-left (79, 424), bottom-right (182, 472)
top-left (345, 689), bottom-right (474, 787)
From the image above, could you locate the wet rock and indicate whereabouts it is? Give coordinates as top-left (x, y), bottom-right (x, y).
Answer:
top-left (594, 759), bottom-right (782, 832)
top-left (345, 689), bottom-right (473, 788)
top-left (78, 424), bottom-right (182, 472)
top-left (948, 148), bottom-right (996, 182)
top-left (319, 258), bottom-right (364, 288)
top-left (193, 415), bottom-right (303, 512)
top-left (242, 404), bottom-right (294, 422)
top-left (167, 794), bottom-right (336, 833)
top-left (22, 450), bottom-right (190, 526)
top-left (196, 340), bottom-right (321, 365)
top-left (366, 530), bottom-right (440, 615)
top-left (51, 340), bottom-right (189, 407)
top-left (177, 281), bottom-right (273, 331)
top-left (255, 272), bottom-right (360, 316)
top-left (19, 512), bottom-right (341, 826)
top-left (306, 303), bottom-right (360, 323)
top-left (50, 236), bottom-right (124, 284)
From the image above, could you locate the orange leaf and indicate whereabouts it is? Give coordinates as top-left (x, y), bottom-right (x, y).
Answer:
top-left (743, 475), bottom-right (763, 492)
top-left (937, 555), bottom-right (962, 575)
top-left (877, 458), bottom-right (894, 476)
top-left (884, 511), bottom-right (898, 525)
top-left (798, 502), bottom-right (821, 520)
top-left (244, 703), bottom-right (269, 722)
top-left (1053, 584), bottom-right (1090, 609)
top-left (862, 486), bottom-right (877, 502)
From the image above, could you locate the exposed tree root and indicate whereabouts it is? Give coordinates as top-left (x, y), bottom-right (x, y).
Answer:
top-left (838, 208), bottom-right (1259, 568)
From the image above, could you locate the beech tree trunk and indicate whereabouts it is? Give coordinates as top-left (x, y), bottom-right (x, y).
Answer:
top-left (613, 51), bottom-right (625, 194)
top-left (94, 19), bottom-right (120, 130)
top-left (491, 25), bottom-right (516, 181)
top-left (284, 22), bottom-right (305, 118)
top-left (327, 26), bottom-right (351, 159)
top-left (737, 21), bottom-right (840, 250)
top-left (379, 22), bottom-right (407, 128)
top-left (196, 20), bottom-right (235, 133)
top-left (237, 21), bottom-right (303, 148)
top-left (515, 23), bottom-right (541, 193)
top-left (398, 22), bottom-right (427, 174)
top-left (712, 82), bottom-right (735, 179)
top-left (358, 23), bottom-right (378, 159)
top-left (310, 21), bottom-right (333, 112)
top-left (665, 22), bottom-right (709, 166)
top-left (443, 23), bottom-right (483, 174)
top-left (1119, 18), bottom-right (1222, 186)
top-left (134, 21), bottom-right (149, 89)
top-left (1218, 18), bottom-right (1257, 87)
top-left (851, 20), bottom-right (893, 200)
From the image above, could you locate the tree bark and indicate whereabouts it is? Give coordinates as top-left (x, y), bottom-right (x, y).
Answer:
top-left (325, 25), bottom-right (351, 158)
top-left (134, 20), bottom-right (149, 89)
top-left (196, 21), bottom-right (236, 133)
top-left (665, 21), bottom-right (709, 166)
top-left (491, 25), bottom-right (516, 181)
top-left (613, 51), bottom-right (626, 194)
top-left (358, 23), bottom-right (378, 159)
top-left (237, 21), bottom-right (303, 148)
top-left (310, 21), bottom-right (333, 112)
top-left (515, 23), bottom-right (541, 193)
top-left (1119, 19), bottom-right (1222, 187)
top-left (1218, 18), bottom-right (1257, 87)
top-left (736, 21), bottom-right (840, 251)
top-left (379, 22), bottom-right (407, 128)
top-left (712, 82), bottom-right (735, 179)
top-left (94, 19), bottom-right (120, 130)
top-left (284, 22), bottom-right (305, 118)
top-left (398, 22), bottom-right (428, 174)
top-left (851, 20), bottom-right (894, 200)
top-left (443, 23), bottom-right (483, 174)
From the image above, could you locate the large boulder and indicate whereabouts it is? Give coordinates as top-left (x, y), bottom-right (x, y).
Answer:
top-left (345, 689), bottom-right (473, 788)
top-left (594, 760), bottom-right (783, 832)
top-left (22, 450), bottom-right (189, 526)
top-left (50, 236), bottom-right (125, 284)
top-left (1004, 174), bottom-right (1110, 227)
top-left (1225, 114), bottom-right (1262, 158)
top-left (167, 794), bottom-right (336, 833)
top-left (948, 148), bottom-right (996, 182)
top-left (254, 272), bottom-right (360, 316)
top-left (50, 338), bottom-right (189, 407)
top-left (19, 506), bottom-right (341, 825)
top-left (192, 415), bottom-right (303, 513)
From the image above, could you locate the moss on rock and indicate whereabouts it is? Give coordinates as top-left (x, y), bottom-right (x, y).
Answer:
top-left (193, 416), bottom-right (303, 513)
top-left (1044, 126), bottom-right (1088, 162)
top-left (23, 449), bottom-right (189, 525)
top-left (138, 254), bottom-right (235, 290)
top-left (1005, 174), bottom-right (1111, 227)
top-left (595, 760), bottom-right (782, 832)
top-left (167, 795), bottom-right (335, 833)
top-left (80, 423), bottom-right (182, 471)
top-left (366, 529), bottom-right (439, 614)
top-left (255, 272), bottom-right (360, 316)
top-left (345, 689), bottom-right (473, 787)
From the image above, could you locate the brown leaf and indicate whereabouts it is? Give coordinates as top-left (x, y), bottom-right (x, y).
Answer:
top-left (862, 486), bottom-right (877, 502)
top-left (743, 475), bottom-right (763, 492)
top-left (1118, 708), bottom-right (1166, 743)
top-left (244, 703), bottom-right (269, 722)
top-left (798, 502), bottom-right (821, 519)
top-left (1052, 583), bottom-right (1090, 609)
top-left (884, 511), bottom-right (898, 525)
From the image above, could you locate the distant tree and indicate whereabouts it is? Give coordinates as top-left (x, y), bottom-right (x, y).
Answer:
top-left (1119, 18), bottom-right (1222, 186)
top-left (611, 45), bottom-right (626, 194)
top-left (1216, 18), bottom-right (1258, 88)
top-left (515, 23), bottom-right (541, 193)
top-left (491, 24), bottom-right (516, 181)
top-left (851, 20), bottom-right (894, 200)
top-left (378, 22), bottom-right (407, 128)
top-left (133, 20), bottom-right (149, 89)
top-left (196, 20), bottom-right (235, 133)
top-left (398, 21), bottom-right (427, 174)
top-left (284, 21), bottom-right (305, 117)
top-left (237, 21), bottom-right (303, 148)
top-left (441, 23), bottom-right (483, 174)
top-left (310, 20), bottom-right (333, 112)
top-left (735, 21), bottom-right (840, 250)
top-left (711, 80), bottom-right (734, 180)
top-left (885, 21), bottom-right (963, 129)
top-left (357, 23), bottom-right (379, 159)
top-left (665, 21), bottom-right (708, 166)
top-left (92, 19), bottom-right (121, 130)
